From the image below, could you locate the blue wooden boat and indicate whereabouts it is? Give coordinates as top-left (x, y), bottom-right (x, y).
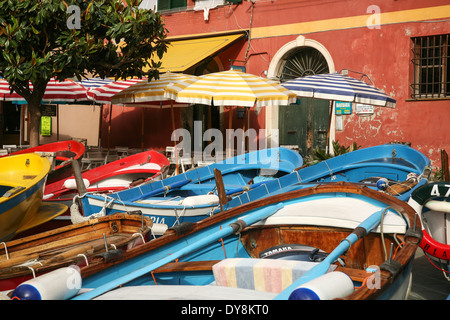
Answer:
top-left (77, 147), bottom-right (303, 227)
top-left (223, 143), bottom-right (430, 213)
top-left (17, 182), bottom-right (419, 300)
top-left (77, 144), bottom-right (428, 231)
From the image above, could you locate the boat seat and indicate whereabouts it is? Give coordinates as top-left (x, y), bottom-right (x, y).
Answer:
top-left (251, 197), bottom-right (408, 234)
top-left (212, 258), bottom-right (337, 293)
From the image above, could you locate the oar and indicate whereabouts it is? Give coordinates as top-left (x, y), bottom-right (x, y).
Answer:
top-left (275, 208), bottom-right (386, 300)
top-left (73, 203), bottom-right (284, 300)
top-left (225, 180), bottom-right (268, 196)
top-left (128, 179), bottom-right (191, 202)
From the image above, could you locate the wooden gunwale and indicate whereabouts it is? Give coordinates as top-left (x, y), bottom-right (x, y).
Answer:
top-left (0, 214), bottom-right (152, 281)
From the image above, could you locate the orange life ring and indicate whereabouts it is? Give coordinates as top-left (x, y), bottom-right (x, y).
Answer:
top-left (408, 182), bottom-right (450, 260)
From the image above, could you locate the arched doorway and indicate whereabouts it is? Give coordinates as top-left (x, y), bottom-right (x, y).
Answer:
top-left (267, 36), bottom-right (335, 157)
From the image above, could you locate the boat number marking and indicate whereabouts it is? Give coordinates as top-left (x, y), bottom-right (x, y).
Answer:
top-left (430, 184), bottom-right (450, 198)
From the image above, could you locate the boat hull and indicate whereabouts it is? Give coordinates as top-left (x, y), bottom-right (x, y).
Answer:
top-left (80, 147), bottom-right (303, 224)
top-left (1, 140), bottom-right (85, 184)
top-left (0, 213), bottom-right (152, 291)
top-left (0, 154), bottom-right (51, 241)
top-left (73, 182), bottom-right (421, 300)
top-left (44, 150), bottom-right (169, 201)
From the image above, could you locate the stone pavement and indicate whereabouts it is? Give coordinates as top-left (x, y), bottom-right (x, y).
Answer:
top-left (408, 249), bottom-right (450, 300)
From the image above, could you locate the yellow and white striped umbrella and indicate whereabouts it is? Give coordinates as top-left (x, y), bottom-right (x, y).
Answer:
top-left (111, 72), bottom-right (198, 106)
top-left (164, 69), bottom-right (297, 107)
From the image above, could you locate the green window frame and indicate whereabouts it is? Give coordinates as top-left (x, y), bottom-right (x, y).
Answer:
top-left (157, 0), bottom-right (187, 11)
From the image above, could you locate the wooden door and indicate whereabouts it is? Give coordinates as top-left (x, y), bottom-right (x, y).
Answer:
top-left (279, 97), bottom-right (330, 157)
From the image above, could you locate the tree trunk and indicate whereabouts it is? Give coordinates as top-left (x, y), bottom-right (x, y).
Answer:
top-left (28, 101), bottom-right (42, 148)
top-left (11, 79), bottom-right (48, 148)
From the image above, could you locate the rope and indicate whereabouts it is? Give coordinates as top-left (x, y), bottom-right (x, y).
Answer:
top-left (77, 254), bottom-right (89, 266)
top-left (132, 233), bottom-right (146, 244)
top-left (0, 242), bottom-right (9, 260)
top-left (323, 160), bottom-right (333, 177)
top-left (27, 266), bottom-right (37, 278)
top-left (423, 250), bottom-right (450, 279)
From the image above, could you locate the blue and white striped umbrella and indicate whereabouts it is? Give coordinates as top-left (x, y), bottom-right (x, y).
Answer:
top-left (78, 77), bottom-right (113, 89)
top-left (281, 73), bottom-right (396, 108)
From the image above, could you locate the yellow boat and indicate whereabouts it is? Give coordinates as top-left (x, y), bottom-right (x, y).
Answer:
top-left (0, 153), bottom-right (67, 241)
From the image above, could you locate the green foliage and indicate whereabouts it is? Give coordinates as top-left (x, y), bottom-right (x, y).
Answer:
top-left (0, 0), bottom-right (169, 145)
top-left (432, 168), bottom-right (443, 181)
top-left (0, 0), bottom-right (168, 87)
top-left (305, 140), bottom-right (361, 166)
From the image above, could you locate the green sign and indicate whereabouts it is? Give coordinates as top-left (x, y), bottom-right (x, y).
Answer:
top-left (335, 101), bottom-right (352, 115)
top-left (40, 116), bottom-right (52, 136)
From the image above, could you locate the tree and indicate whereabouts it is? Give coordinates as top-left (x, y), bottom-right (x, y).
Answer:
top-left (0, 0), bottom-right (168, 147)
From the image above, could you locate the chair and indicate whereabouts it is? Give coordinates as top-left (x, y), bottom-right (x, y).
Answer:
top-left (2, 145), bottom-right (17, 153)
top-left (105, 150), bottom-right (119, 163)
top-left (115, 146), bottom-right (129, 159)
top-left (165, 146), bottom-right (193, 174)
top-left (81, 151), bottom-right (106, 170)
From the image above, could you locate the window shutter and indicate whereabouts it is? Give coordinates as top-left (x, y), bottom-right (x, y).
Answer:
top-left (157, 0), bottom-right (170, 10)
top-left (157, 0), bottom-right (186, 10)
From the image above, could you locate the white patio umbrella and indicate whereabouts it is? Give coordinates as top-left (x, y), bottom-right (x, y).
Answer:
top-left (81, 77), bottom-right (147, 151)
top-left (281, 72), bottom-right (396, 154)
top-left (0, 78), bottom-right (89, 102)
top-left (164, 69), bottom-right (296, 107)
top-left (164, 69), bottom-right (297, 156)
top-left (111, 72), bottom-right (199, 174)
top-left (78, 77), bottom-right (114, 91)
top-left (86, 78), bottom-right (146, 104)
top-left (281, 72), bottom-right (396, 108)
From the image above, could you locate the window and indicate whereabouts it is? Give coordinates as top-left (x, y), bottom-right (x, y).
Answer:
top-left (279, 47), bottom-right (329, 82)
top-left (411, 34), bottom-right (450, 99)
top-left (139, 0), bottom-right (157, 10)
top-left (157, 0), bottom-right (187, 11)
top-left (139, 0), bottom-right (187, 11)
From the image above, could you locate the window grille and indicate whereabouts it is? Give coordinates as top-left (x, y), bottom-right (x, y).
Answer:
top-left (410, 34), bottom-right (450, 99)
top-left (279, 47), bottom-right (329, 82)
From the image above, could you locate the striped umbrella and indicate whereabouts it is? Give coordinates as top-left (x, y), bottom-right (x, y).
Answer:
top-left (111, 72), bottom-right (197, 107)
top-left (281, 72), bottom-right (396, 108)
top-left (87, 78), bottom-right (146, 104)
top-left (164, 70), bottom-right (297, 158)
top-left (79, 77), bottom-right (114, 90)
top-left (164, 69), bottom-right (297, 107)
top-left (0, 78), bottom-right (89, 102)
top-left (111, 72), bottom-right (198, 174)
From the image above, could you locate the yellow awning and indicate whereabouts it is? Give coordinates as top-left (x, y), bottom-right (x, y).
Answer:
top-left (148, 33), bottom-right (246, 73)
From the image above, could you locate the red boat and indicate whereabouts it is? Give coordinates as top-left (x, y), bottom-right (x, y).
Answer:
top-left (43, 150), bottom-right (169, 203)
top-left (3, 140), bottom-right (85, 184)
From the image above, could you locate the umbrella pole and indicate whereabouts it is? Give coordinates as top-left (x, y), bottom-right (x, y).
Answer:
top-left (171, 101), bottom-right (179, 175)
top-left (107, 104), bottom-right (112, 152)
top-left (242, 107), bottom-right (250, 153)
top-left (326, 101), bottom-right (333, 155)
top-left (228, 106), bottom-right (233, 158)
top-left (57, 104), bottom-right (60, 141)
top-left (98, 105), bottom-right (103, 149)
top-left (141, 108), bottom-right (145, 152)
